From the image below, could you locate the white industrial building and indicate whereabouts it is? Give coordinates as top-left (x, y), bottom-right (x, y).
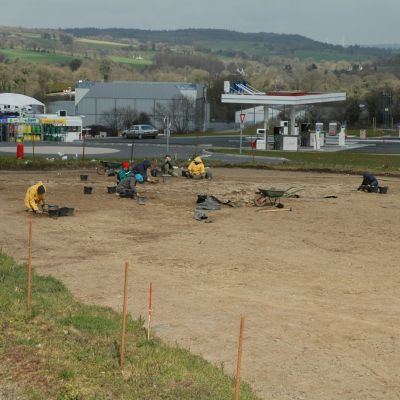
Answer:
top-left (47, 81), bottom-right (209, 131)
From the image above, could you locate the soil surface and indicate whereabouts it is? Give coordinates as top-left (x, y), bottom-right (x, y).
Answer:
top-left (1, 168), bottom-right (399, 400)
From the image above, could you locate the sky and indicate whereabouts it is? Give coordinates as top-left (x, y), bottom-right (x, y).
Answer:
top-left (1, 0), bottom-right (399, 46)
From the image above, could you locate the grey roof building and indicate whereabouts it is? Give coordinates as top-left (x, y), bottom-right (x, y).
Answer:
top-left (73, 81), bottom-right (209, 132)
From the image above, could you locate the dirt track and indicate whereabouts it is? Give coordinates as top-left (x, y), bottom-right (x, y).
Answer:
top-left (1, 168), bottom-right (400, 400)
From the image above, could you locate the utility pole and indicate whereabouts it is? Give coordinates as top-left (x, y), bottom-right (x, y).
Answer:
top-left (164, 115), bottom-right (171, 154)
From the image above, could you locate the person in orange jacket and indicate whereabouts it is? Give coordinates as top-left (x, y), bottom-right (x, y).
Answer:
top-left (24, 181), bottom-right (46, 213)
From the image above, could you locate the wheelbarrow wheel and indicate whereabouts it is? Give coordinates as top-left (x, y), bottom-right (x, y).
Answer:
top-left (254, 195), bottom-right (268, 207)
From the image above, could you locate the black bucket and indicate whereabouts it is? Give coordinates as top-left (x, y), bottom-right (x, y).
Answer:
top-left (80, 174), bottom-right (88, 181)
top-left (107, 186), bottom-right (117, 194)
top-left (58, 207), bottom-right (75, 217)
top-left (84, 186), bottom-right (93, 194)
top-left (379, 186), bottom-right (388, 194)
top-left (47, 205), bottom-right (60, 218)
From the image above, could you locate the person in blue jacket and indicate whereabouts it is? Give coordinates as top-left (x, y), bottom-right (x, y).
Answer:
top-left (117, 161), bottom-right (131, 183)
top-left (358, 172), bottom-right (378, 192)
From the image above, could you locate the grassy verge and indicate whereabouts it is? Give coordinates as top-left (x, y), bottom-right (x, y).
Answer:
top-left (0, 156), bottom-right (100, 171)
top-left (210, 148), bottom-right (400, 175)
top-left (0, 253), bottom-right (258, 400)
top-left (3, 151), bottom-right (400, 176)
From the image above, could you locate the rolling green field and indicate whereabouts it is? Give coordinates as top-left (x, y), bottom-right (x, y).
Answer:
top-left (0, 48), bottom-right (76, 64)
top-left (294, 50), bottom-right (366, 62)
top-left (0, 253), bottom-right (259, 399)
top-left (109, 55), bottom-right (153, 68)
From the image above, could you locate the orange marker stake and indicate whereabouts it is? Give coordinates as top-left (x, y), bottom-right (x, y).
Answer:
top-left (147, 282), bottom-right (153, 340)
top-left (234, 316), bottom-right (245, 400)
top-left (120, 261), bottom-right (129, 368)
top-left (27, 219), bottom-right (33, 309)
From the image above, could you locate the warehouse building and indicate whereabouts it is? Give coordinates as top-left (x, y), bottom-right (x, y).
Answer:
top-left (56, 80), bottom-right (209, 132)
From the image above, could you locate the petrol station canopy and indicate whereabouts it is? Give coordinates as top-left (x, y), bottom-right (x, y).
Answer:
top-left (221, 81), bottom-right (346, 106)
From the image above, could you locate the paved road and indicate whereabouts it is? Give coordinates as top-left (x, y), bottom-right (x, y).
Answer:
top-left (0, 140), bottom-right (287, 165)
top-left (1, 135), bottom-right (399, 165)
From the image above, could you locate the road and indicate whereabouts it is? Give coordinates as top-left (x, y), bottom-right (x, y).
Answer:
top-left (0, 136), bottom-right (287, 164)
top-left (1, 135), bottom-right (399, 164)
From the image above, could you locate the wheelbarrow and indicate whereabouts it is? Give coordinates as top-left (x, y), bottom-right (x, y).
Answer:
top-left (254, 187), bottom-right (301, 208)
top-left (96, 161), bottom-right (123, 176)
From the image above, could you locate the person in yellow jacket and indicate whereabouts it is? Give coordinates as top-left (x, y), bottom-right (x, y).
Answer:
top-left (24, 181), bottom-right (46, 213)
top-left (183, 156), bottom-right (212, 179)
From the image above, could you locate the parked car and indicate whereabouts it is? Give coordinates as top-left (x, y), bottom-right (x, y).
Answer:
top-left (123, 124), bottom-right (158, 139)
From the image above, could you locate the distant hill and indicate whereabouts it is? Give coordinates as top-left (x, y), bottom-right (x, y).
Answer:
top-left (64, 27), bottom-right (392, 60)
top-left (371, 43), bottom-right (400, 49)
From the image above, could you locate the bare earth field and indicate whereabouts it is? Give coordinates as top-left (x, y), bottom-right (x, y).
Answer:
top-left (1, 168), bottom-right (399, 400)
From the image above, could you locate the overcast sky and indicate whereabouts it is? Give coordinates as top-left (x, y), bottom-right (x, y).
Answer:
top-left (1, 0), bottom-right (398, 46)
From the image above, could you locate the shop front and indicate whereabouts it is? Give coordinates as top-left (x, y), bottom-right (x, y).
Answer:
top-left (0, 115), bottom-right (82, 143)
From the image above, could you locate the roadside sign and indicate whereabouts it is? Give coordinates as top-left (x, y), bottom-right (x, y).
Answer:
top-left (240, 113), bottom-right (246, 123)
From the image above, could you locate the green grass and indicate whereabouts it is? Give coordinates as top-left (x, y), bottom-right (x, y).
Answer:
top-left (0, 253), bottom-right (259, 399)
top-left (293, 50), bottom-right (364, 62)
top-left (3, 151), bottom-right (400, 176)
top-left (0, 157), bottom-right (100, 171)
top-left (0, 48), bottom-right (76, 64)
top-left (109, 55), bottom-right (152, 68)
top-left (210, 148), bottom-right (400, 175)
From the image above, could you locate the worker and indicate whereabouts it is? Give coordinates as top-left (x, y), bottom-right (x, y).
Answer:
top-left (161, 155), bottom-right (177, 176)
top-left (358, 172), bottom-right (378, 192)
top-left (133, 159), bottom-right (153, 183)
top-left (117, 161), bottom-right (131, 183)
top-left (183, 156), bottom-right (212, 179)
top-left (116, 176), bottom-right (137, 198)
top-left (24, 181), bottom-right (46, 213)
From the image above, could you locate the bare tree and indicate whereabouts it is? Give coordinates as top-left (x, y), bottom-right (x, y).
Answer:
top-left (100, 106), bottom-right (139, 133)
top-left (100, 107), bottom-right (125, 133)
top-left (99, 59), bottom-right (111, 82)
top-left (155, 94), bottom-right (196, 133)
top-left (122, 106), bottom-right (138, 129)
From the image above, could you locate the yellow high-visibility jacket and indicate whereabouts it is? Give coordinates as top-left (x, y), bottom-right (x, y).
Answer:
top-left (24, 181), bottom-right (46, 211)
top-left (188, 156), bottom-right (205, 176)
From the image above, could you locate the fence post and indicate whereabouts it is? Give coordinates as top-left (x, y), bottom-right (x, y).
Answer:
top-left (120, 261), bottom-right (129, 368)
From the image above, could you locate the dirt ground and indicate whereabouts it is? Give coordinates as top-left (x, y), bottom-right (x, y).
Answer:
top-left (1, 167), bottom-right (400, 400)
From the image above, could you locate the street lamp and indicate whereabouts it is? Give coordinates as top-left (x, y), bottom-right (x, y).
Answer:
top-left (80, 116), bottom-right (86, 160)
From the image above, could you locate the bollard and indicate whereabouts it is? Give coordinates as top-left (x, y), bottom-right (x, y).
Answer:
top-left (17, 143), bottom-right (24, 159)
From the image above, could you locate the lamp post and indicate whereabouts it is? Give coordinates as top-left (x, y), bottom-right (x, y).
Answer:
top-left (80, 116), bottom-right (86, 160)
top-left (130, 135), bottom-right (135, 164)
top-left (164, 115), bottom-right (171, 154)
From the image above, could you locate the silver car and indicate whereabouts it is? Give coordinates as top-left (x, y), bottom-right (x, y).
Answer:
top-left (123, 124), bottom-right (158, 139)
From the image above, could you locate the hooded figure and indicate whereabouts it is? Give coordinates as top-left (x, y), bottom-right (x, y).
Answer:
top-left (187, 156), bottom-right (206, 178)
top-left (358, 172), bottom-right (378, 192)
top-left (24, 181), bottom-right (46, 212)
top-left (133, 160), bottom-right (151, 182)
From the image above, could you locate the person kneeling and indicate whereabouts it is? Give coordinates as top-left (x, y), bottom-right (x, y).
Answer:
top-left (116, 176), bottom-right (137, 198)
top-left (182, 156), bottom-right (212, 179)
top-left (24, 181), bottom-right (46, 213)
top-left (358, 172), bottom-right (378, 192)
